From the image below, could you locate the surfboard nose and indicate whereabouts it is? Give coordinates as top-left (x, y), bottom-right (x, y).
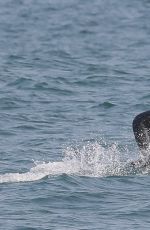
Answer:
top-left (133, 111), bottom-right (150, 151)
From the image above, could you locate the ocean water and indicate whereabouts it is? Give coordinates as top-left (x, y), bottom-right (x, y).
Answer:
top-left (0, 0), bottom-right (150, 229)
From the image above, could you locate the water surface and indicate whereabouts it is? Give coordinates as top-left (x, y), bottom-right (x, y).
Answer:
top-left (0, 0), bottom-right (150, 229)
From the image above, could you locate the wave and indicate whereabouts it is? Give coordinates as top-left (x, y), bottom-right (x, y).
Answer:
top-left (0, 141), bottom-right (148, 184)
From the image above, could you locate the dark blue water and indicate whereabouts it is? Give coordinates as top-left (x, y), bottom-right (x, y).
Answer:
top-left (0, 0), bottom-right (150, 229)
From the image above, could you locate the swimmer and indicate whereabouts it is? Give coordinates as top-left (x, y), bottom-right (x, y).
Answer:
top-left (132, 111), bottom-right (150, 168)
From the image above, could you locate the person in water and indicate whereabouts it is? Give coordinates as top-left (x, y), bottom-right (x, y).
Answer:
top-left (132, 110), bottom-right (150, 167)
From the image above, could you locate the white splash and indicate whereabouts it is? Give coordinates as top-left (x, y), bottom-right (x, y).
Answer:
top-left (0, 141), bottom-right (138, 184)
top-left (0, 161), bottom-right (80, 183)
top-left (64, 141), bottom-right (127, 177)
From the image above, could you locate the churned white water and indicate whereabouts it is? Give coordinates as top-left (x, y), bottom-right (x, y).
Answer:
top-left (0, 141), bottom-right (144, 183)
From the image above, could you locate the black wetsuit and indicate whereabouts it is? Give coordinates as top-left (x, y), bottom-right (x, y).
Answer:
top-left (132, 111), bottom-right (150, 167)
top-left (133, 110), bottom-right (150, 151)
